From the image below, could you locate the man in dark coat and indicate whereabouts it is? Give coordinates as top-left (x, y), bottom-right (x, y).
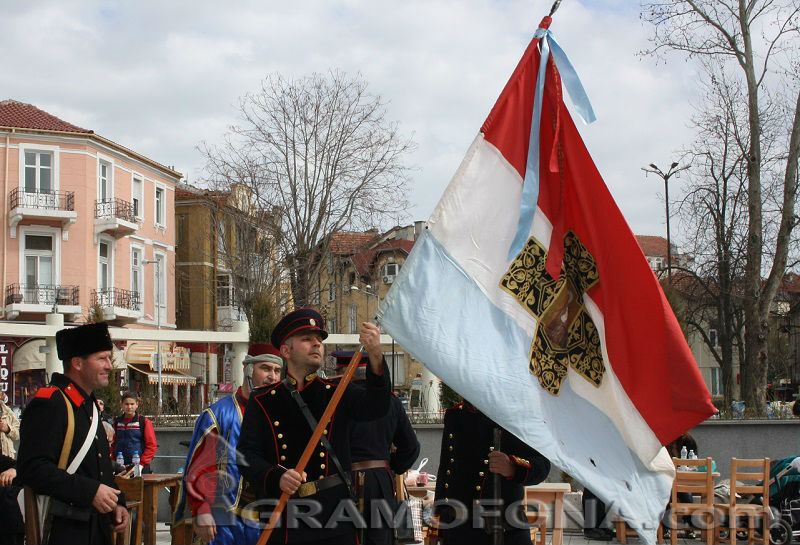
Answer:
top-left (430, 400), bottom-right (550, 545)
top-left (331, 352), bottom-right (421, 545)
top-left (17, 322), bottom-right (129, 545)
top-left (237, 309), bottom-right (392, 545)
top-left (0, 453), bottom-right (24, 545)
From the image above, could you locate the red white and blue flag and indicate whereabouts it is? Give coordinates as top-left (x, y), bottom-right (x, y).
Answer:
top-left (378, 17), bottom-right (716, 542)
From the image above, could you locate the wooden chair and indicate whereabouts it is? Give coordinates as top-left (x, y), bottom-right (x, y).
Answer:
top-left (527, 509), bottom-right (546, 545)
top-left (115, 476), bottom-right (143, 545)
top-left (714, 458), bottom-right (771, 545)
top-left (667, 457), bottom-right (715, 545)
top-left (614, 514), bottom-right (664, 544)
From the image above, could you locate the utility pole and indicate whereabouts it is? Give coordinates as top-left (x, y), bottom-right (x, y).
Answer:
top-left (642, 162), bottom-right (689, 280)
top-left (144, 258), bottom-right (163, 413)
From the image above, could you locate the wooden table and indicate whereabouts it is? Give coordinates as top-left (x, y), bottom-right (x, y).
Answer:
top-left (525, 482), bottom-right (571, 545)
top-left (141, 473), bottom-right (183, 545)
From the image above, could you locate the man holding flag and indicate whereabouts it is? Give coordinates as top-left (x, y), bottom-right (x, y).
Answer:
top-left (377, 11), bottom-right (716, 544)
top-left (237, 309), bottom-right (391, 544)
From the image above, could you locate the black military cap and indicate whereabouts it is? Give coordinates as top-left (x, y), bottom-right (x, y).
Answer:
top-left (56, 322), bottom-right (113, 360)
top-left (271, 308), bottom-right (328, 348)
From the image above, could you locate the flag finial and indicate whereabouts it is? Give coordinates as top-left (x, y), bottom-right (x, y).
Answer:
top-left (549, 0), bottom-right (562, 17)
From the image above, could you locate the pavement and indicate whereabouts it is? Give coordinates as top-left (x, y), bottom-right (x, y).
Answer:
top-left (152, 523), bottom-right (700, 544)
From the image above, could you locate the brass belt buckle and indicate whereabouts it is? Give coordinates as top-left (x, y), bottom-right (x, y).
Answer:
top-left (298, 480), bottom-right (318, 498)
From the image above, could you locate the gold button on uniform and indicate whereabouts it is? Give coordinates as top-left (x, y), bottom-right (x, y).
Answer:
top-left (484, 460), bottom-right (488, 464)
top-left (476, 486), bottom-right (481, 491)
top-left (278, 433), bottom-right (283, 439)
top-left (479, 472), bottom-right (485, 477)
top-left (320, 464), bottom-right (325, 469)
top-left (274, 421), bottom-right (280, 426)
top-left (446, 470), bottom-right (451, 475)
top-left (281, 455), bottom-right (286, 461)
top-left (449, 446), bottom-right (453, 451)
top-left (323, 430), bottom-right (328, 435)
top-left (445, 483), bottom-right (449, 488)
top-left (450, 458), bottom-right (454, 463)
top-left (319, 452), bottom-right (325, 457)
top-left (448, 434), bottom-right (453, 439)
top-left (282, 444), bottom-right (287, 450)
top-left (325, 385), bottom-right (331, 390)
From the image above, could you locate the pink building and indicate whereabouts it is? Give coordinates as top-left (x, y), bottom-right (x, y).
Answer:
top-left (0, 100), bottom-right (179, 329)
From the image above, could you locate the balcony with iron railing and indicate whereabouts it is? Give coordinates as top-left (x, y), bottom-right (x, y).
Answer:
top-left (94, 198), bottom-right (138, 239)
top-left (4, 283), bottom-right (81, 319)
top-left (8, 188), bottom-right (78, 239)
top-left (91, 287), bottom-right (142, 322)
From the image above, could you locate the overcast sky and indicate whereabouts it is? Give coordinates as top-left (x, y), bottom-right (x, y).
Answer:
top-left (3, 0), bottom-right (702, 241)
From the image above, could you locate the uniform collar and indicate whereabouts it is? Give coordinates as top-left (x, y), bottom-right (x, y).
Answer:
top-left (285, 371), bottom-right (318, 390)
top-left (51, 373), bottom-right (90, 407)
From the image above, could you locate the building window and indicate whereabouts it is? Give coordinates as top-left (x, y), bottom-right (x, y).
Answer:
top-left (155, 187), bottom-right (165, 226)
top-left (24, 234), bottom-right (54, 287)
top-left (176, 215), bottom-right (186, 247)
top-left (24, 151), bottom-right (52, 193)
top-left (328, 282), bottom-right (336, 302)
top-left (98, 240), bottom-right (112, 291)
top-left (154, 252), bottom-right (166, 322)
top-left (98, 160), bottom-right (111, 201)
top-left (328, 317), bottom-right (337, 335)
top-left (709, 328), bottom-right (719, 348)
top-left (711, 367), bottom-right (722, 396)
top-left (131, 247), bottom-right (143, 300)
top-left (348, 304), bottom-right (357, 333)
top-left (132, 177), bottom-right (143, 219)
top-left (311, 289), bottom-right (320, 306)
top-left (217, 275), bottom-right (232, 307)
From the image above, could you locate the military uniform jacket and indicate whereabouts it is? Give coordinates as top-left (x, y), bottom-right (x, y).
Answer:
top-left (350, 390), bottom-right (420, 545)
top-left (17, 373), bottom-right (123, 545)
top-left (237, 362), bottom-right (390, 544)
top-left (433, 402), bottom-right (550, 545)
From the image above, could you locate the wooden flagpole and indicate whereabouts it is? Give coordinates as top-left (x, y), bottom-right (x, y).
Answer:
top-left (256, 349), bottom-right (365, 545)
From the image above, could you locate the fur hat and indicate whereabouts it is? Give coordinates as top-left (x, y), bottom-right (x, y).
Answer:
top-left (56, 322), bottom-right (113, 361)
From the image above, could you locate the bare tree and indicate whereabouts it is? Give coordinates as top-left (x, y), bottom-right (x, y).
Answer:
top-left (200, 71), bottom-right (414, 308)
top-left (643, 0), bottom-right (800, 413)
top-left (207, 186), bottom-right (282, 332)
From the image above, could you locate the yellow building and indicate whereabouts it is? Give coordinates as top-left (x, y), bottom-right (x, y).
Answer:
top-left (315, 223), bottom-right (433, 399)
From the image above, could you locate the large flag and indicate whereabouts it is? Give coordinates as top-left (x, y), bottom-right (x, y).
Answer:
top-left (378, 16), bottom-right (716, 542)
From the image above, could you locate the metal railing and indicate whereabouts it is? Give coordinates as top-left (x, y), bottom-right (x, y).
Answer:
top-left (5, 283), bottom-right (79, 306)
top-left (9, 188), bottom-right (75, 211)
top-left (95, 198), bottom-right (136, 222)
top-left (91, 287), bottom-right (141, 311)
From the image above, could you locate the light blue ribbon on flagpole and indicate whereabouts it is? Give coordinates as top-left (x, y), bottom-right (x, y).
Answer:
top-left (506, 27), bottom-right (597, 261)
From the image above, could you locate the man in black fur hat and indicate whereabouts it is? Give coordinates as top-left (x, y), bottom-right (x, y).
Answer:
top-left (17, 322), bottom-right (129, 544)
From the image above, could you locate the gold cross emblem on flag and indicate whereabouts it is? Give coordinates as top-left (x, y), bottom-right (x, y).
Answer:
top-left (500, 231), bottom-right (605, 395)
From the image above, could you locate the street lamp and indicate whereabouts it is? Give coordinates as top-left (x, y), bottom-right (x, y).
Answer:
top-left (642, 161), bottom-right (689, 280)
top-left (143, 258), bottom-right (163, 413)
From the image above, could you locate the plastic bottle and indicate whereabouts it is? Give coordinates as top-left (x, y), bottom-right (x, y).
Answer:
top-left (116, 452), bottom-right (124, 467)
top-left (132, 451), bottom-right (141, 477)
top-left (680, 446), bottom-right (688, 459)
top-left (689, 450), bottom-right (697, 460)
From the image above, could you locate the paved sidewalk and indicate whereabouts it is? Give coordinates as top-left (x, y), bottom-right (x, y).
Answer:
top-left (154, 523), bottom-right (697, 544)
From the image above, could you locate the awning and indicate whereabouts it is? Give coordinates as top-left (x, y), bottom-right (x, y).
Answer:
top-left (126, 364), bottom-right (197, 385)
top-left (13, 339), bottom-right (45, 373)
top-left (13, 339), bottom-right (124, 372)
top-left (125, 342), bottom-right (190, 371)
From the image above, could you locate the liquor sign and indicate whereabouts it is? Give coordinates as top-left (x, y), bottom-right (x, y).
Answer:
top-left (0, 342), bottom-right (13, 404)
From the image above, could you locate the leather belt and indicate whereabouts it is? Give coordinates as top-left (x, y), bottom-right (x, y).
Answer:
top-left (352, 460), bottom-right (390, 471)
top-left (296, 475), bottom-right (344, 498)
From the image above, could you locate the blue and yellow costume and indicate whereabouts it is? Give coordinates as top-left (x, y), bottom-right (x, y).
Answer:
top-left (173, 388), bottom-right (261, 545)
